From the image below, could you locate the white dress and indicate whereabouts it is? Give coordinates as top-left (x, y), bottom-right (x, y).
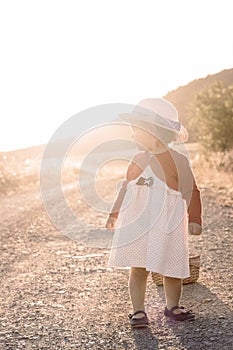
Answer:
top-left (107, 162), bottom-right (190, 279)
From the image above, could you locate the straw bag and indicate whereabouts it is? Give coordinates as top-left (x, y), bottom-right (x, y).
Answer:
top-left (151, 255), bottom-right (201, 285)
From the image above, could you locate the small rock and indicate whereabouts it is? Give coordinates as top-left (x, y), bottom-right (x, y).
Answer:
top-left (202, 298), bottom-right (213, 303)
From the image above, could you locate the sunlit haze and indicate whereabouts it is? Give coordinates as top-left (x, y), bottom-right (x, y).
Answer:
top-left (0, 0), bottom-right (232, 152)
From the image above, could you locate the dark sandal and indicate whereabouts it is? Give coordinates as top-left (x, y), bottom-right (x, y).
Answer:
top-left (128, 310), bottom-right (149, 328)
top-left (164, 306), bottom-right (195, 321)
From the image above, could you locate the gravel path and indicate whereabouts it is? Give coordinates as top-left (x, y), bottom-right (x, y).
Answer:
top-left (0, 177), bottom-right (233, 349)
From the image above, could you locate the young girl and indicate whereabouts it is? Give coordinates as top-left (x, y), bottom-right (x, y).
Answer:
top-left (105, 98), bottom-right (202, 328)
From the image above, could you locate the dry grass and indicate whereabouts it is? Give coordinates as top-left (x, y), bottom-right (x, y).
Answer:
top-left (0, 143), bottom-right (232, 206)
top-left (187, 143), bottom-right (233, 207)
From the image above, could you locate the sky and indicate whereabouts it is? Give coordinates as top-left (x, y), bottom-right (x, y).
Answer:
top-left (0, 0), bottom-right (232, 152)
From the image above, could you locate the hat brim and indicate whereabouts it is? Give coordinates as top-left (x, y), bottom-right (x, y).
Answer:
top-left (118, 113), bottom-right (189, 143)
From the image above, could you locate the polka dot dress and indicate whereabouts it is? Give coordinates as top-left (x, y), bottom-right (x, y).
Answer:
top-left (107, 163), bottom-right (190, 278)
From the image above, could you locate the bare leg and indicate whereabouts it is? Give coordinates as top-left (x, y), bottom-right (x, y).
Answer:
top-left (128, 267), bottom-right (149, 318)
top-left (163, 276), bottom-right (183, 313)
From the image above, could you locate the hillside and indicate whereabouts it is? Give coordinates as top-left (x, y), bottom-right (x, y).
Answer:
top-left (164, 68), bottom-right (233, 136)
top-left (1, 68), bottom-right (232, 162)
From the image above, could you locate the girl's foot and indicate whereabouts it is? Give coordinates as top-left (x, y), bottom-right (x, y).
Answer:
top-left (128, 310), bottom-right (149, 328)
top-left (164, 306), bottom-right (195, 321)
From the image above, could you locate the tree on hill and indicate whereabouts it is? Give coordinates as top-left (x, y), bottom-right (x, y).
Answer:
top-left (189, 81), bottom-right (233, 156)
top-left (164, 68), bottom-right (233, 141)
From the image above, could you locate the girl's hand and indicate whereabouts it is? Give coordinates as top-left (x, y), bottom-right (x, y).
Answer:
top-left (189, 222), bottom-right (202, 235)
top-left (105, 215), bottom-right (117, 231)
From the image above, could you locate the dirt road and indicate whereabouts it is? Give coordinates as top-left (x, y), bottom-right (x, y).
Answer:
top-left (0, 179), bottom-right (233, 349)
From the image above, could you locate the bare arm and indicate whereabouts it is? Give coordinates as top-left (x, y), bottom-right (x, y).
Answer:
top-left (106, 151), bottom-right (147, 225)
top-left (107, 179), bottom-right (129, 219)
top-left (179, 157), bottom-right (202, 226)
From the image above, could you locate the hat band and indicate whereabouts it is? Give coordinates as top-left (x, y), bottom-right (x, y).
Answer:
top-left (133, 110), bottom-right (182, 132)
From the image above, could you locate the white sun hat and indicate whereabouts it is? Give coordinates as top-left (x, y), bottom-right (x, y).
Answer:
top-left (119, 98), bottom-right (189, 143)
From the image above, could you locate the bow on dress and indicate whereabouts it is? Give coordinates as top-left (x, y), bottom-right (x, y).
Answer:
top-left (136, 176), bottom-right (154, 187)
